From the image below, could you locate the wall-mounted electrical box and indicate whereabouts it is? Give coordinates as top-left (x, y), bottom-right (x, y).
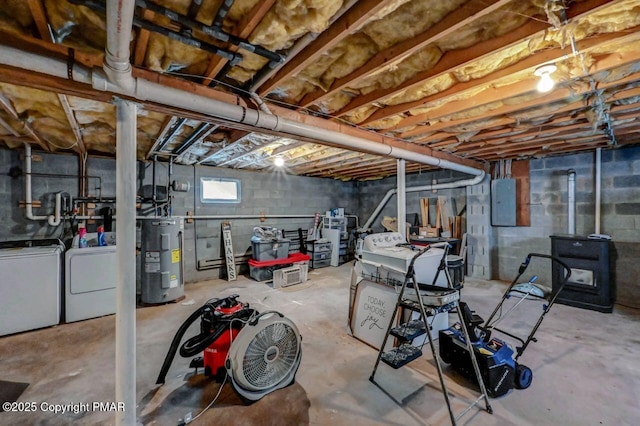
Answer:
top-left (491, 179), bottom-right (517, 226)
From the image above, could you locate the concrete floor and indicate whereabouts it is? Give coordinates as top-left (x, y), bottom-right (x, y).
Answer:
top-left (1, 263), bottom-right (639, 425)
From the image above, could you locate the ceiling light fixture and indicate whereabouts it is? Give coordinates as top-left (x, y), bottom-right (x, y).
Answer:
top-left (534, 64), bottom-right (558, 93)
top-left (274, 156), bottom-right (285, 167)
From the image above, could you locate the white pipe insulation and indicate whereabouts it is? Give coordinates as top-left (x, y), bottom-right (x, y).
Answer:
top-left (23, 143), bottom-right (62, 226)
top-left (0, 44), bottom-right (485, 178)
top-left (362, 172), bottom-right (486, 230)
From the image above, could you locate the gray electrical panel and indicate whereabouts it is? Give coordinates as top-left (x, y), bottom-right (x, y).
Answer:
top-left (491, 179), bottom-right (517, 226)
top-left (141, 218), bottom-right (184, 304)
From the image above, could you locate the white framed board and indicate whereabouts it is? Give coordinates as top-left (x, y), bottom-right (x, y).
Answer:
top-left (221, 221), bottom-right (236, 281)
top-left (350, 279), bottom-right (398, 351)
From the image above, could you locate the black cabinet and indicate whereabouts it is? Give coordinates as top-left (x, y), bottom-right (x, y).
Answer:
top-left (550, 235), bottom-right (613, 313)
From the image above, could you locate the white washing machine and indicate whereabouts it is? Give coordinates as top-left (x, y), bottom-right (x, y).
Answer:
top-left (0, 243), bottom-right (63, 336)
top-left (65, 232), bottom-right (117, 322)
top-left (360, 232), bottom-right (447, 286)
top-left (358, 232), bottom-right (450, 339)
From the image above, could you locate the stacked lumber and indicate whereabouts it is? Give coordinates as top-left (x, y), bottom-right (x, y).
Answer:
top-left (420, 198), bottom-right (429, 227)
top-left (417, 196), bottom-right (465, 241)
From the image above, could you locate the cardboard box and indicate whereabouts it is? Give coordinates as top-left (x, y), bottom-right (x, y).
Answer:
top-left (419, 226), bottom-right (439, 237)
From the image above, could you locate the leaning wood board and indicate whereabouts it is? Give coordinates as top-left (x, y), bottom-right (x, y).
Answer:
top-left (221, 221), bottom-right (236, 281)
top-left (420, 198), bottom-right (429, 227)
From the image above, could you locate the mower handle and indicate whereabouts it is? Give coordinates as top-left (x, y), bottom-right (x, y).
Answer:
top-left (519, 253), bottom-right (571, 283)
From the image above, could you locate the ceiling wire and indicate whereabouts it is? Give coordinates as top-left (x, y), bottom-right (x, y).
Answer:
top-left (560, 0), bottom-right (617, 146)
top-left (24, 116), bottom-right (80, 150)
top-left (41, 136), bottom-right (80, 150)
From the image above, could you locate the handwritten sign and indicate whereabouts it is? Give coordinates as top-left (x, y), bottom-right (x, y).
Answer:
top-left (351, 279), bottom-right (398, 351)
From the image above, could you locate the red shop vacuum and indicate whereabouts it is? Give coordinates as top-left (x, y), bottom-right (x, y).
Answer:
top-left (156, 294), bottom-right (302, 402)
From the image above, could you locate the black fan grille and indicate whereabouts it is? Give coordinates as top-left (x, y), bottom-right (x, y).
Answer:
top-left (242, 322), bottom-right (299, 389)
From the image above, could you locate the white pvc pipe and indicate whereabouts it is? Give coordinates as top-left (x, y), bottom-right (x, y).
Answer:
top-left (249, 0), bottom-right (358, 91)
top-left (397, 159), bottom-right (406, 239)
top-left (0, 45), bottom-right (484, 178)
top-left (595, 148), bottom-right (602, 234)
top-left (24, 144), bottom-right (43, 221)
top-left (115, 99), bottom-right (137, 426)
top-left (362, 172), bottom-right (486, 230)
top-left (249, 92), bottom-right (272, 113)
top-left (143, 214), bottom-right (316, 220)
top-left (47, 192), bottom-right (62, 226)
top-left (106, 4), bottom-right (137, 424)
top-left (104, 0), bottom-right (135, 91)
top-left (23, 143), bottom-right (62, 225)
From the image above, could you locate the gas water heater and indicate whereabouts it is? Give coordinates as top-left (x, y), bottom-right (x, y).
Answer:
top-left (141, 218), bottom-right (184, 304)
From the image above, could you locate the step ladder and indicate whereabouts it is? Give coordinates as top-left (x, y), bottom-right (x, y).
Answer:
top-left (369, 243), bottom-right (492, 425)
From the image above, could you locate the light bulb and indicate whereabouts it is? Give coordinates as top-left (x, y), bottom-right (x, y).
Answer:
top-left (534, 64), bottom-right (557, 93)
top-left (274, 156), bottom-right (285, 167)
top-left (537, 73), bottom-right (555, 93)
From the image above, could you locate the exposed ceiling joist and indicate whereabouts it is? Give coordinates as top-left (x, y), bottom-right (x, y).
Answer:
top-left (256, 0), bottom-right (394, 95)
top-left (200, 130), bottom-right (253, 164)
top-left (0, 94), bottom-right (50, 152)
top-left (0, 0), bottom-right (637, 180)
top-left (337, 0), bottom-right (611, 119)
top-left (0, 115), bottom-right (20, 137)
top-left (173, 122), bottom-right (218, 156)
top-left (292, 151), bottom-right (366, 173)
top-left (57, 94), bottom-right (86, 154)
top-left (390, 30), bottom-right (640, 131)
top-left (27, 0), bottom-right (52, 41)
top-left (27, 0), bottom-right (86, 155)
top-left (299, 0), bottom-right (514, 109)
top-left (202, 0), bottom-right (276, 85)
top-left (133, 9), bottom-right (154, 67)
top-left (401, 73), bottom-right (640, 141)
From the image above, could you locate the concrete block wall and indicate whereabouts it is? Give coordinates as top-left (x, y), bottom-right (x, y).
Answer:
top-left (492, 146), bottom-right (640, 308)
top-left (0, 148), bottom-right (119, 241)
top-left (4, 145), bottom-right (638, 305)
top-left (155, 164), bottom-right (358, 282)
top-left (465, 175), bottom-right (492, 280)
top-left (0, 147), bottom-right (357, 284)
top-left (356, 169), bottom-right (468, 232)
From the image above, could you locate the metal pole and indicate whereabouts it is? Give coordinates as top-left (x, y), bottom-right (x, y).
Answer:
top-left (567, 169), bottom-right (576, 234)
top-left (115, 98), bottom-right (137, 426)
top-left (595, 148), bottom-right (602, 234)
top-left (397, 159), bottom-right (406, 239)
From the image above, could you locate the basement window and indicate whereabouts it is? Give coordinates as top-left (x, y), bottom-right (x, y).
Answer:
top-left (200, 177), bottom-right (241, 203)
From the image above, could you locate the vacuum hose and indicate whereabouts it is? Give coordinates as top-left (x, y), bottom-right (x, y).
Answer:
top-left (179, 323), bottom-right (228, 358)
top-left (156, 306), bottom-right (206, 384)
top-left (156, 296), bottom-right (257, 385)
